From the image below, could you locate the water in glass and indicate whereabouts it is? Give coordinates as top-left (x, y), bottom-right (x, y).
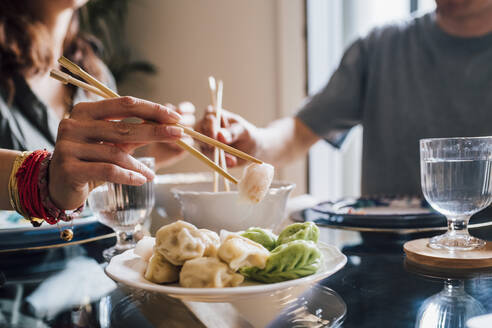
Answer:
top-left (422, 159), bottom-right (492, 217)
top-left (90, 182), bottom-right (154, 231)
top-left (88, 157), bottom-right (155, 260)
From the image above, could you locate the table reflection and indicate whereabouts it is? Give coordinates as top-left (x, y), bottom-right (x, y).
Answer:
top-left (99, 289), bottom-right (206, 328)
top-left (405, 260), bottom-right (492, 328)
top-left (99, 283), bottom-right (346, 328)
top-left (415, 280), bottom-right (485, 328)
top-left (267, 285), bottom-right (346, 328)
top-left (0, 230), bottom-right (491, 327)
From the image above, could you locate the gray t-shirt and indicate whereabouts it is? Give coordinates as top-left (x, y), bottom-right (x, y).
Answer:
top-left (297, 12), bottom-right (492, 197)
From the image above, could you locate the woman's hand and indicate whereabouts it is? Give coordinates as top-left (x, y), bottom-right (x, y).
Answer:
top-left (133, 102), bottom-right (196, 170)
top-left (196, 106), bottom-right (261, 167)
top-left (49, 96), bottom-right (183, 210)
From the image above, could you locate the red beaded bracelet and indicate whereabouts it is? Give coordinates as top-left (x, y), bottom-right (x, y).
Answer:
top-left (38, 152), bottom-right (84, 223)
top-left (14, 150), bottom-right (84, 227)
top-left (17, 150), bottom-right (49, 225)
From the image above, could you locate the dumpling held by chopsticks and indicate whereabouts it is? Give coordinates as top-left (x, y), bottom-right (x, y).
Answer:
top-left (237, 163), bottom-right (274, 204)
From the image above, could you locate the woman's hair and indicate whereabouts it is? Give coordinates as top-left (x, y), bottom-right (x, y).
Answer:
top-left (0, 1), bottom-right (106, 101)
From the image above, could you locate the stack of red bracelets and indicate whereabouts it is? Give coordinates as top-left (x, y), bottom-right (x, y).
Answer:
top-left (8, 150), bottom-right (83, 227)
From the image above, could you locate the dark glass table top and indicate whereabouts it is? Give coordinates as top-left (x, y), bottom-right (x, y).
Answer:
top-left (1, 229), bottom-right (491, 328)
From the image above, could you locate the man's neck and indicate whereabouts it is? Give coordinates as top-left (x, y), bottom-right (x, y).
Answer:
top-left (436, 9), bottom-right (492, 37)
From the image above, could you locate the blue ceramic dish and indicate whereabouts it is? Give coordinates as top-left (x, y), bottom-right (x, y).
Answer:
top-left (0, 211), bottom-right (114, 252)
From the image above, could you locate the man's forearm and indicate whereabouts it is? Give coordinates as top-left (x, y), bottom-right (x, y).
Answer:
top-left (256, 117), bottom-right (319, 166)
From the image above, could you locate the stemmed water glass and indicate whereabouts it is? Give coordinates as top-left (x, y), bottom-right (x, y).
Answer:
top-left (88, 157), bottom-right (155, 261)
top-left (420, 137), bottom-right (492, 251)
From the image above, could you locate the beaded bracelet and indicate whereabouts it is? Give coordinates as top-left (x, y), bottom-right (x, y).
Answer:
top-left (17, 150), bottom-right (49, 223)
top-left (8, 151), bottom-right (31, 219)
top-left (8, 150), bottom-right (84, 240)
top-left (38, 152), bottom-right (84, 222)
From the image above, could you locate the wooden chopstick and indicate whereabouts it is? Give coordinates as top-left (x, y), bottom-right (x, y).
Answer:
top-left (58, 56), bottom-right (118, 99)
top-left (208, 76), bottom-right (217, 108)
top-left (173, 124), bottom-right (262, 164)
top-left (50, 69), bottom-right (108, 99)
top-left (208, 77), bottom-right (230, 191)
top-left (58, 56), bottom-right (262, 165)
top-left (209, 76), bottom-right (220, 192)
top-left (175, 139), bottom-right (238, 184)
top-left (51, 68), bottom-right (238, 185)
top-left (215, 80), bottom-right (230, 191)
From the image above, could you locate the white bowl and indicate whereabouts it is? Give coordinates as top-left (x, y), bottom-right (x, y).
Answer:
top-left (172, 181), bottom-right (295, 232)
top-left (151, 173), bottom-right (212, 233)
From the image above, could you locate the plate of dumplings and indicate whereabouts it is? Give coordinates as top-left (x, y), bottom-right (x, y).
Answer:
top-left (105, 220), bottom-right (347, 302)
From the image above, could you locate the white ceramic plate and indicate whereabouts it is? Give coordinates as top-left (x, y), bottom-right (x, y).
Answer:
top-left (105, 242), bottom-right (347, 303)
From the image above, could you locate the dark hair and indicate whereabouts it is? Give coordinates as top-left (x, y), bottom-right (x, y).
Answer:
top-left (0, 1), bottom-right (106, 101)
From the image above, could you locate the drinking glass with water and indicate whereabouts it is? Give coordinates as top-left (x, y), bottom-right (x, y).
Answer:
top-left (420, 137), bottom-right (492, 251)
top-left (88, 157), bottom-right (155, 260)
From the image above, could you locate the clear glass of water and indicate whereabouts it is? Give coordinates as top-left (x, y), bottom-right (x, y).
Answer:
top-left (88, 157), bottom-right (155, 260)
top-left (420, 137), bottom-right (492, 251)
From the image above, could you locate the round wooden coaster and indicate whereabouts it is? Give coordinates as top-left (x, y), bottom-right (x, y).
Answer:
top-left (404, 238), bottom-right (492, 269)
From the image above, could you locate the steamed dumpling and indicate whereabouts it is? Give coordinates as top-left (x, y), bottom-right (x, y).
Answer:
top-left (155, 220), bottom-right (205, 265)
top-left (155, 221), bottom-right (220, 265)
top-left (277, 222), bottom-right (319, 245)
top-left (179, 257), bottom-right (244, 288)
top-left (240, 240), bottom-right (322, 283)
top-left (218, 231), bottom-right (270, 271)
top-left (144, 252), bottom-right (180, 284)
top-left (237, 163), bottom-right (274, 203)
top-left (240, 227), bottom-right (277, 251)
top-left (134, 236), bottom-right (155, 262)
top-left (198, 229), bottom-right (220, 257)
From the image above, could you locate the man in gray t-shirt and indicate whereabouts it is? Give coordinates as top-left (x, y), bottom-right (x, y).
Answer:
top-left (197, 0), bottom-right (492, 197)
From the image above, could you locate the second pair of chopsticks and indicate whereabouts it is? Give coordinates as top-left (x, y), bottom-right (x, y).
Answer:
top-left (208, 76), bottom-right (230, 192)
top-left (51, 59), bottom-right (258, 184)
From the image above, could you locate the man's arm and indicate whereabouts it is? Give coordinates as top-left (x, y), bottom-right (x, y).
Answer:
top-left (256, 117), bottom-right (320, 166)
